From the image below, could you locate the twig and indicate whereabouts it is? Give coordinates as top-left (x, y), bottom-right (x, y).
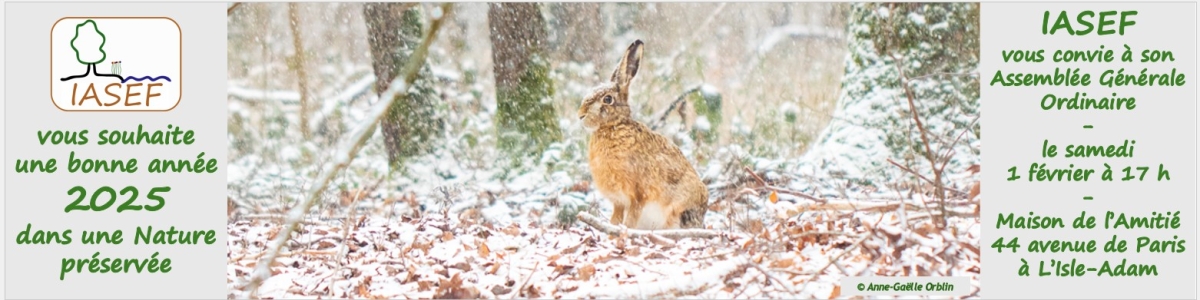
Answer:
top-left (327, 178), bottom-right (381, 297)
top-left (886, 158), bottom-right (968, 197)
top-left (743, 166), bottom-right (768, 186)
top-left (772, 268), bottom-right (816, 277)
top-left (743, 166), bottom-right (829, 204)
top-left (576, 212), bottom-right (724, 240)
top-left (649, 85), bottom-right (704, 130)
top-left (228, 2), bottom-right (242, 16)
top-left (798, 213), bottom-right (885, 295)
top-left (697, 249), bottom-right (738, 260)
top-left (890, 52), bottom-right (949, 228)
top-left (793, 231), bottom-right (856, 239)
top-left (512, 261), bottom-right (542, 299)
top-left (908, 70), bottom-right (979, 81)
top-left (766, 187), bottom-right (828, 204)
top-left (750, 263), bottom-right (795, 295)
top-left (232, 249), bottom-right (340, 263)
top-left (613, 258), bottom-right (668, 276)
top-left (243, 4), bottom-right (454, 297)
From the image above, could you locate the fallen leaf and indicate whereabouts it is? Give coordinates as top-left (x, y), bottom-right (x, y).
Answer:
top-left (770, 258), bottom-right (794, 268)
top-left (968, 181), bottom-right (981, 201)
top-left (503, 224), bottom-right (521, 236)
top-left (577, 263), bottom-right (595, 281)
top-left (479, 242), bottom-right (491, 258)
top-left (966, 164), bottom-right (981, 175)
top-left (357, 275), bottom-right (373, 298)
top-left (317, 240), bottom-right (337, 250)
top-left (417, 280), bottom-right (434, 292)
top-left (769, 191), bottom-right (778, 203)
top-left (829, 284), bottom-right (841, 299)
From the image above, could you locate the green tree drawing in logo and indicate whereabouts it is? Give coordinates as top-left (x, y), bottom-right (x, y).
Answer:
top-left (71, 19), bottom-right (106, 64)
top-left (60, 19), bottom-right (121, 81)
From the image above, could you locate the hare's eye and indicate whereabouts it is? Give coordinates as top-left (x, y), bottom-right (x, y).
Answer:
top-left (602, 95), bottom-right (614, 105)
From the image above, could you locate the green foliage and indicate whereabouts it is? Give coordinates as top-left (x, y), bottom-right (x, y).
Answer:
top-left (383, 8), bottom-right (446, 171)
top-left (845, 3), bottom-right (981, 167)
top-left (690, 90), bottom-right (722, 144)
top-left (555, 198), bottom-right (585, 226)
top-left (496, 54), bottom-right (562, 162)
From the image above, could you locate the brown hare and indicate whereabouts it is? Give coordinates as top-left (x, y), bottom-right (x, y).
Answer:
top-left (579, 40), bottom-right (708, 230)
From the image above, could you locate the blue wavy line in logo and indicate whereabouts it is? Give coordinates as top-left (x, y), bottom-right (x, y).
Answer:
top-left (122, 75), bottom-right (172, 83)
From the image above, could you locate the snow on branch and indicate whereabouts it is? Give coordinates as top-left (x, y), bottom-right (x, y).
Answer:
top-left (754, 24), bottom-right (844, 57)
top-left (227, 73), bottom-right (375, 105)
top-left (575, 211), bottom-right (728, 241)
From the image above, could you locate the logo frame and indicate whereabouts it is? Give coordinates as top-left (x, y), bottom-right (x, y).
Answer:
top-left (49, 16), bottom-right (182, 112)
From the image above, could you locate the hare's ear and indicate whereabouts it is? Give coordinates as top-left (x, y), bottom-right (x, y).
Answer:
top-left (610, 40), bottom-right (644, 93)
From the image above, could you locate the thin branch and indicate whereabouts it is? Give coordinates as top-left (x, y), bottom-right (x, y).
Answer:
top-left (512, 261), bottom-right (543, 299)
top-left (243, 4), bottom-right (454, 297)
top-left (228, 2), bottom-right (242, 16)
top-left (744, 166), bottom-right (829, 203)
top-left (649, 84), bottom-right (704, 131)
top-left (750, 263), bottom-right (795, 295)
top-left (890, 52), bottom-right (949, 228)
top-left (886, 158), bottom-right (967, 197)
top-left (798, 213), bottom-right (884, 295)
top-left (908, 70), bottom-right (978, 81)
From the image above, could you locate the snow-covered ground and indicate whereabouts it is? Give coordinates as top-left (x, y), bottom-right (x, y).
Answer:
top-left (225, 69), bottom-right (982, 297)
top-left (226, 3), bottom-right (981, 298)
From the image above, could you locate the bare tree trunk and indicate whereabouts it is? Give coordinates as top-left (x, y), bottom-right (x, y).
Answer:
top-left (288, 3), bottom-right (311, 139)
top-left (488, 3), bottom-right (561, 160)
top-left (363, 3), bottom-right (442, 170)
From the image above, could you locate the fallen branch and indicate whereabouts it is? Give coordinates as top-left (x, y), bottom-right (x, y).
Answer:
top-left (743, 166), bottom-right (828, 203)
top-left (796, 199), bottom-right (922, 213)
top-left (576, 212), bottom-right (723, 240)
top-left (243, 4), bottom-right (454, 296)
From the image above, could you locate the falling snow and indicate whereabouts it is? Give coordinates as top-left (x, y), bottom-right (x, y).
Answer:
top-left (227, 3), bottom-right (981, 299)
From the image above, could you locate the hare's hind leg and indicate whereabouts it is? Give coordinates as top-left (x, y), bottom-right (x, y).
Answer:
top-left (610, 205), bottom-right (626, 226)
top-left (623, 201), bottom-right (644, 229)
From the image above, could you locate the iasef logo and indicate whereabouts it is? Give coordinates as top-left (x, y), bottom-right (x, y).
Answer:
top-left (51, 17), bottom-right (181, 112)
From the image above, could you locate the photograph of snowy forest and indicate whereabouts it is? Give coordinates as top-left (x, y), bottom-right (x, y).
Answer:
top-left (226, 2), bottom-right (981, 299)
